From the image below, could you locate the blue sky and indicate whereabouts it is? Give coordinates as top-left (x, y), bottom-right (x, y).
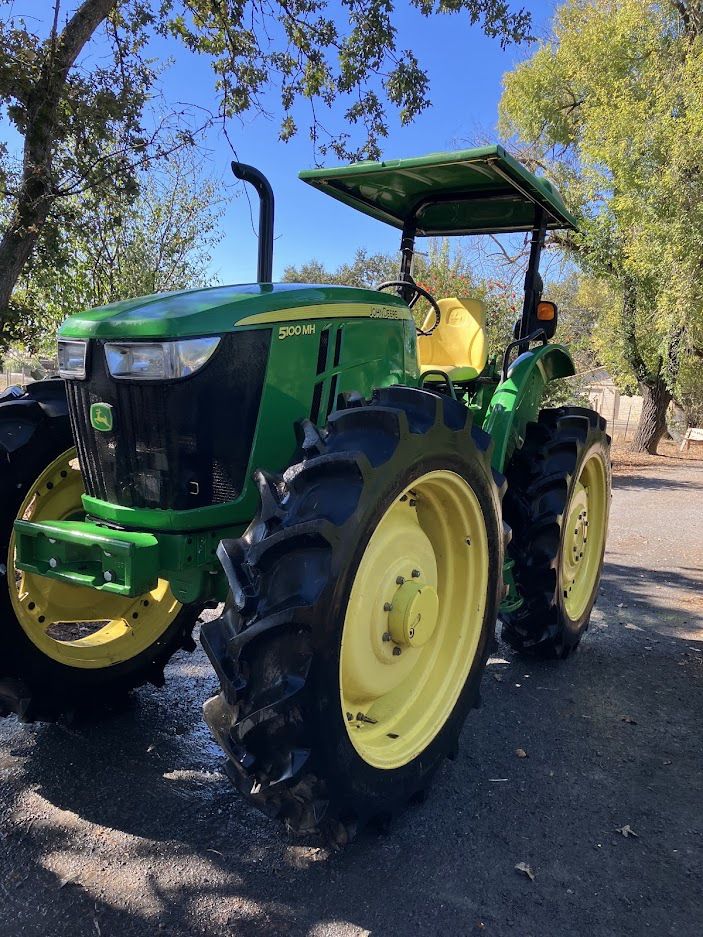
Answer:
top-left (197, 1), bottom-right (560, 282)
top-left (4, 1), bottom-right (560, 283)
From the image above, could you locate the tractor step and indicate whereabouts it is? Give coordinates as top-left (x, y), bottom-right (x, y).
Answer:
top-left (14, 519), bottom-right (160, 597)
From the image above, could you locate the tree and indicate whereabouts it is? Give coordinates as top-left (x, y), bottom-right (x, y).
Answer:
top-left (9, 155), bottom-right (223, 354)
top-left (284, 249), bottom-right (398, 291)
top-left (0, 0), bottom-right (531, 348)
top-left (499, 0), bottom-right (703, 452)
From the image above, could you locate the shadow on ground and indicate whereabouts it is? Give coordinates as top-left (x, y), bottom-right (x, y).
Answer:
top-left (1, 465), bottom-right (702, 936)
top-left (3, 603), bottom-right (701, 936)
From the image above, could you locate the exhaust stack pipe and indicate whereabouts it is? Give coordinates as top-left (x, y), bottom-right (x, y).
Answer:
top-left (231, 161), bottom-right (275, 283)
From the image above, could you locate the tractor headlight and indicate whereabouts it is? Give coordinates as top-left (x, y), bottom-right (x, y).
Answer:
top-left (57, 340), bottom-right (88, 380)
top-left (104, 337), bottom-right (221, 381)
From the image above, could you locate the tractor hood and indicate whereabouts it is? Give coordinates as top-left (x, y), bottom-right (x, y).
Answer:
top-left (58, 282), bottom-right (407, 341)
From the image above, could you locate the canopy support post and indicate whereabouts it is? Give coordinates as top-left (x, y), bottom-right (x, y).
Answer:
top-left (398, 219), bottom-right (417, 305)
top-left (519, 208), bottom-right (546, 342)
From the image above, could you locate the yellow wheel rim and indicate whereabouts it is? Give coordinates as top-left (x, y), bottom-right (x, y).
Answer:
top-left (560, 451), bottom-right (609, 622)
top-left (339, 469), bottom-right (489, 770)
top-left (7, 448), bottom-right (182, 669)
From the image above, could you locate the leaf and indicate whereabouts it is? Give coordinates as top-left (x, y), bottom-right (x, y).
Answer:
top-left (615, 824), bottom-right (639, 838)
top-left (515, 862), bottom-right (535, 881)
top-left (515, 748), bottom-right (528, 758)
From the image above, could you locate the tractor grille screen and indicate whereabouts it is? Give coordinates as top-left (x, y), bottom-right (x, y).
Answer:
top-left (66, 331), bottom-right (271, 512)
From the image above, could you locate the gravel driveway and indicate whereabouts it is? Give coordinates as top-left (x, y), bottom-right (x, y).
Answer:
top-left (1, 458), bottom-right (701, 937)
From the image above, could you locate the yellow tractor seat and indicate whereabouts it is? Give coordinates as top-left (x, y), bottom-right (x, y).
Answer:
top-left (417, 297), bottom-right (488, 383)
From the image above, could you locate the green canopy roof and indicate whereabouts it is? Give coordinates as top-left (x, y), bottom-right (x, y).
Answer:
top-left (299, 145), bottom-right (576, 236)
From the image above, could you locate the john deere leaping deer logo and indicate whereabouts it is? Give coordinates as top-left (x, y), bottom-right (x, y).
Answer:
top-left (90, 402), bottom-right (114, 432)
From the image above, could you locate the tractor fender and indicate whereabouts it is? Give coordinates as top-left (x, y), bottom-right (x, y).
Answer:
top-left (483, 343), bottom-right (575, 472)
top-left (24, 378), bottom-right (69, 420)
top-left (0, 380), bottom-right (69, 458)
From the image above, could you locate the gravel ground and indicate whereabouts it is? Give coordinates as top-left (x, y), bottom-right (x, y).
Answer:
top-left (1, 457), bottom-right (701, 937)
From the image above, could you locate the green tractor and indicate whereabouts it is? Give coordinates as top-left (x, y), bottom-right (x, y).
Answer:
top-left (0, 146), bottom-right (610, 837)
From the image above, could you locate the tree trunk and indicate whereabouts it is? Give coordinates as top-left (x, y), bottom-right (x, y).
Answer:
top-left (0, 205), bottom-right (53, 329)
top-left (631, 376), bottom-right (672, 454)
top-left (0, 0), bottom-right (117, 336)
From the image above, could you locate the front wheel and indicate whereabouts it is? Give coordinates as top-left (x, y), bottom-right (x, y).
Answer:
top-left (501, 407), bottom-right (611, 659)
top-left (0, 381), bottom-right (201, 722)
top-left (201, 386), bottom-right (505, 838)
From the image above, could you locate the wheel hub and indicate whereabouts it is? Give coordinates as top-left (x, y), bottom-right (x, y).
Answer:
top-left (563, 481), bottom-right (589, 589)
top-left (559, 451), bottom-right (608, 622)
top-left (388, 579), bottom-right (439, 647)
top-left (339, 469), bottom-right (490, 770)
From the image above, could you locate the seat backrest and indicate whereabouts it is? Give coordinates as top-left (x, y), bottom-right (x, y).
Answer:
top-left (417, 297), bottom-right (488, 374)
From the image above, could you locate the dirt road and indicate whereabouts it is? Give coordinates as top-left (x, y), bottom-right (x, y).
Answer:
top-left (1, 459), bottom-right (701, 937)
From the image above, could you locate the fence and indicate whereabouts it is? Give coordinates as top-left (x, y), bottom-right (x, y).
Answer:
top-left (586, 382), bottom-right (643, 442)
top-left (1, 354), bottom-right (57, 393)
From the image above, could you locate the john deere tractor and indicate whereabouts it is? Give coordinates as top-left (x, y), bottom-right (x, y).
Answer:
top-left (0, 146), bottom-right (610, 837)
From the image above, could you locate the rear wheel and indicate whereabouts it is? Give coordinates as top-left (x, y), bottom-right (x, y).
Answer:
top-left (501, 407), bottom-right (611, 659)
top-left (0, 381), bottom-right (201, 722)
top-left (201, 386), bottom-right (504, 839)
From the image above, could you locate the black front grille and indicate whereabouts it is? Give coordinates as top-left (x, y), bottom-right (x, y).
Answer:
top-left (66, 330), bottom-right (271, 512)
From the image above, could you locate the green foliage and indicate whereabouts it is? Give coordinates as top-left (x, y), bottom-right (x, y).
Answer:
top-left (162, 0), bottom-right (531, 159)
top-left (537, 271), bottom-right (610, 406)
top-left (0, 0), bottom-right (531, 346)
top-left (499, 0), bottom-right (703, 414)
top-left (10, 156), bottom-right (223, 355)
top-left (283, 249), bottom-right (398, 290)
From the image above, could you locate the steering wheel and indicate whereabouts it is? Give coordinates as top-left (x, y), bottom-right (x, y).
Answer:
top-left (375, 279), bottom-right (442, 336)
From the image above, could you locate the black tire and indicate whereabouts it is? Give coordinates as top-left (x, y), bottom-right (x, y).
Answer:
top-left (0, 380), bottom-right (201, 722)
top-left (201, 385), bottom-right (505, 840)
top-left (501, 406), bottom-right (611, 659)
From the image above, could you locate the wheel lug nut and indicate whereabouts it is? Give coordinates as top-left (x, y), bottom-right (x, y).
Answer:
top-left (392, 646), bottom-right (402, 656)
top-left (383, 602), bottom-right (393, 612)
top-left (396, 575), bottom-right (405, 585)
top-left (49, 557), bottom-right (58, 569)
top-left (411, 569), bottom-right (421, 578)
top-left (382, 631), bottom-right (392, 642)
top-left (409, 499), bottom-right (417, 507)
